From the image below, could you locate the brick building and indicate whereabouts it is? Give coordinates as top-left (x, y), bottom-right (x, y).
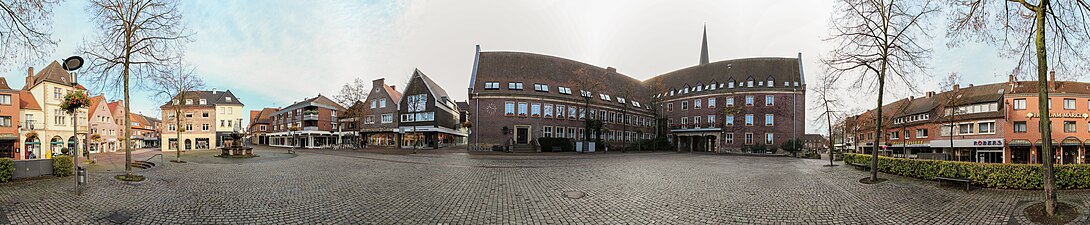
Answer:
top-left (467, 29), bottom-right (805, 153)
top-left (399, 70), bottom-right (466, 149)
top-left (159, 90), bottom-right (241, 151)
top-left (267, 95), bottom-right (345, 148)
top-left (87, 95), bottom-right (119, 153)
top-left (0, 78), bottom-right (20, 159)
top-left (247, 107), bottom-right (279, 145)
top-left (844, 72), bottom-right (1090, 164)
top-left (354, 78), bottom-right (402, 147)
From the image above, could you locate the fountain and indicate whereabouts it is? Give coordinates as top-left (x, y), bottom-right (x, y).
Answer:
top-left (218, 131), bottom-right (255, 158)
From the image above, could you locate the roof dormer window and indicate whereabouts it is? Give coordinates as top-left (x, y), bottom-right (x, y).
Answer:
top-left (199, 99), bottom-right (207, 105)
top-left (226, 97), bottom-right (233, 102)
top-left (185, 99), bottom-right (192, 105)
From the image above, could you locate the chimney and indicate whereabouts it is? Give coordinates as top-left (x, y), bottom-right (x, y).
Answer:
top-left (26, 67), bottom-right (34, 87)
top-left (925, 91), bottom-right (935, 98)
top-left (606, 67), bottom-right (616, 73)
top-left (1008, 74), bottom-right (1016, 83)
top-left (390, 85), bottom-right (396, 90)
top-left (1050, 70), bottom-right (1056, 81)
top-left (953, 84), bottom-right (960, 91)
top-left (909, 96), bottom-right (914, 100)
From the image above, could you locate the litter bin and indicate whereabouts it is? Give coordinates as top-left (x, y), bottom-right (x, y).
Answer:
top-left (77, 166), bottom-right (87, 185)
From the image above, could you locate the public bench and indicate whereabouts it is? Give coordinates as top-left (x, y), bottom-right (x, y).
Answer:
top-left (847, 162), bottom-right (870, 171)
top-left (935, 176), bottom-right (971, 190)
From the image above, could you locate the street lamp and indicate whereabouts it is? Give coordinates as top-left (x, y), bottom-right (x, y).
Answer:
top-left (582, 93), bottom-right (591, 153)
top-left (62, 55), bottom-right (84, 195)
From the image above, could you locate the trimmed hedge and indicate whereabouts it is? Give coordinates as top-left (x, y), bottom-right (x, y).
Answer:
top-left (844, 153), bottom-right (1090, 189)
top-left (537, 138), bottom-right (574, 152)
top-left (53, 155), bottom-right (73, 177)
top-left (0, 158), bottom-right (12, 182)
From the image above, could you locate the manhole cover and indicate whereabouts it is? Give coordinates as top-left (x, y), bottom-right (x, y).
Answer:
top-left (106, 210), bottom-right (131, 224)
top-left (563, 191), bottom-right (586, 199)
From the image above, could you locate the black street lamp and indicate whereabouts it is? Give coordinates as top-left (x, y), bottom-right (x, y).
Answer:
top-left (62, 55), bottom-right (84, 195)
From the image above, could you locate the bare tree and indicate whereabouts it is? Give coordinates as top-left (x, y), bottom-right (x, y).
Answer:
top-left (938, 72), bottom-right (964, 161)
top-left (0, 0), bottom-right (61, 71)
top-left (823, 0), bottom-right (939, 183)
top-left (80, 0), bottom-right (192, 179)
top-left (948, 0), bottom-right (1090, 216)
top-left (334, 77), bottom-right (369, 107)
top-left (149, 63), bottom-right (203, 163)
top-left (812, 75), bottom-right (845, 166)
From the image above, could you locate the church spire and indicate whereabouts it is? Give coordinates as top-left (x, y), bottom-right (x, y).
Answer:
top-left (700, 25), bottom-right (709, 65)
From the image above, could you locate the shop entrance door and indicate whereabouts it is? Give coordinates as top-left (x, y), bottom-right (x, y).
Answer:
top-left (515, 126), bottom-right (530, 144)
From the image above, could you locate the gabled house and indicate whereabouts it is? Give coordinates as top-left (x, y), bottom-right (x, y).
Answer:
top-left (399, 69), bottom-right (466, 149)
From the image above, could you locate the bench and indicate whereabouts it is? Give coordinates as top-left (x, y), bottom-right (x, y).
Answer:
top-left (287, 149), bottom-right (296, 154)
top-left (935, 176), bottom-right (971, 190)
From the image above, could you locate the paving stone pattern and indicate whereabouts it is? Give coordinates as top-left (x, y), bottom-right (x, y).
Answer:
top-left (0, 147), bottom-right (1088, 224)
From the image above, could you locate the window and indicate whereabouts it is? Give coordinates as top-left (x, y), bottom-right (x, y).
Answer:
top-left (199, 99), bottom-right (207, 105)
top-left (406, 94), bottom-right (428, 112)
top-left (681, 117), bottom-right (688, 124)
top-left (556, 105), bottom-right (565, 118)
top-left (667, 103), bottom-right (674, 112)
top-left (726, 97), bottom-right (734, 106)
top-left (765, 95), bottom-right (774, 106)
top-left (0, 94), bottom-right (10, 105)
top-left (1065, 121), bottom-right (1077, 132)
top-left (978, 122), bottom-right (996, 134)
top-left (379, 99), bottom-right (387, 108)
top-left (1014, 121), bottom-right (1027, 133)
top-left (725, 115), bottom-right (734, 126)
top-left (365, 115), bottom-right (375, 124)
top-left (708, 98), bottom-right (716, 108)
top-left (533, 83), bottom-right (549, 92)
top-left (568, 107), bottom-right (577, 119)
top-left (53, 87), bottom-right (62, 99)
top-left (484, 82), bottom-right (500, 90)
top-left (747, 80), bottom-right (754, 87)
top-left (682, 101), bottom-right (688, 110)
top-left (202, 124), bottom-right (209, 131)
top-left (767, 77), bottom-right (775, 87)
top-left (599, 93), bottom-right (611, 101)
top-left (185, 113), bottom-right (193, 118)
top-left (531, 103), bottom-right (541, 117)
top-left (580, 90), bottom-right (592, 98)
top-left (1013, 99), bottom-right (1026, 110)
top-left (544, 126), bottom-right (553, 138)
top-left (568, 128), bottom-right (575, 139)
top-left (168, 124), bottom-right (176, 131)
top-left (1065, 98), bottom-right (1077, 109)
top-left (202, 112), bottom-right (209, 118)
top-left (0, 116), bottom-right (9, 127)
top-left (173, 99), bottom-right (179, 105)
top-left (746, 96), bottom-right (754, 106)
top-left (617, 97), bottom-right (626, 104)
top-left (958, 123), bottom-right (974, 135)
top-left (724, 133), bottom-right (734, 144)
top-left (226, 97), bottom-right (233, 102)
top-left (220, 120), bottom-right (225, 127)
top-left (414, 112), bottom-right (435, 121)
top-left (728, 81), bottom-right (735, 88)
top-left (186, 124), bottom-right (193, 132)
top-left (517, 102), bottom-right (528, 116)
top-left (745, 133), bottom-right (754, 144)
top-left (381, 114), bottom-right (393, 123)
top-left (708, 115), bottom-right (716, 125)
top-left (185, 99), bottom-right (193, 105)
top-left (543, 104), bottom-right (554, 118)
top-left (504, 101), bottom-right (515, 116)
top-left (508, 82), bottom-right (524, 90)
top-left (693, 116), bottom-right (701, 127)
top-left (745, 114), bottom-right (754, 126)
top-left (694, 99), bottom-right (702, 109)
top-left (915, 128), bottom-right (928, 138)
top-left (765, 114), bottom-right (774, 126)
top-left (400, 114), bottom-right (415, 122)
top-left (766, 133), bottom-right (774, 145)
top-left (558, 87), bottom-right (572, 95)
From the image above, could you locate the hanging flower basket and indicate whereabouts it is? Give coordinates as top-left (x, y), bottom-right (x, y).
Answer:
top-left (25, 131), bottom-right (37, 139)
top-left (60, 90), bottom-right (91, 113)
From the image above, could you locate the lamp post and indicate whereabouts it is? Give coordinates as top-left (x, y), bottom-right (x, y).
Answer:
top-left (62, 56), bottom-right (84, 195)
top-left (582, 94), bottom-right (591, 153)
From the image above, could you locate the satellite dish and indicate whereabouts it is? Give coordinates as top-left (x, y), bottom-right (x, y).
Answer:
top-left (62, 56), bottom-right (84, 71)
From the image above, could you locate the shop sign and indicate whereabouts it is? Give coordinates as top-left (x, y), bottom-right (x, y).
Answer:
top-left (887, 140), bottom-right (929, 147)
top-left (930, 138), bottom-right (1005, 148)
top-left (1027, 112), bottom-right (1090, 119)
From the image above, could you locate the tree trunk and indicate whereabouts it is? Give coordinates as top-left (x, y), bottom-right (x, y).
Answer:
top-left (123, 38), bottom-right (132, 177)
top-left (1033, 1), bottom-right (1057, 216)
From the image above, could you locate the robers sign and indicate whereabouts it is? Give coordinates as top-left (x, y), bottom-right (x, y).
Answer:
top-left (1027, 112), bottom-right (1090, 119)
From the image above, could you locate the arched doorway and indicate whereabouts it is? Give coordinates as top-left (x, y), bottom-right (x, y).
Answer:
top-left (68, 136), bottom-right (79, 154)
top-left (24, 135), bottom-right (40, 159)
top-left (184, 139), bottom-right (192, 150)
top-left (49, 136), bottom-right (63, 156)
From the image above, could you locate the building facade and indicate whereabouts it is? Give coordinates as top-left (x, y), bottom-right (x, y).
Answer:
top-left (267, 95), bottom-right (345, 148)
top-left (88, 95), bottom-right (119, 153)
top-left (18, 90), bottom-right (41, 159)
top-left (843, 73), bottom-right (1090, 164)
top-left (400, 70), bottom-right (466, 149)
top-left (358, 78), bottom-right (402, 147)
top-left (21, 62), bottom-right (89, 159)
top-left (160, 90), bottom-right (238, 151)
top-left (468, 51), bottom-right (655, 151)
top-left (0, 78), bottom-right (20, 159)
top-left (248, 108), bottom-right (278, 145)
top-left (466, 29), bottom-right (805, 153)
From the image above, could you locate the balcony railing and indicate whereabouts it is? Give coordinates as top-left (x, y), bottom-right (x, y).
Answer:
top-left (303, 126), bottom-right (319, 131)
top-left (303, 114), bottom-right (319, 121)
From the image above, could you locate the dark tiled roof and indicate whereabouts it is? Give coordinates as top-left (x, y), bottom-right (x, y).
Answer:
top-left (0, 77), bottom-right (12, 90)
top-left (414, 69), bottom-right (451, 105)
top-left (473, 51), bottom-right (652, 105)
top-left (456, 101), bottom-right (469, 112)
top-left (159, 90), bottom-right (244, 108)
top-left (643, 57), bottom-right (803, 95)
top-left (277, 95), bottom-right (345, 115)
top-left (24, 61), bottom-right (74, 90)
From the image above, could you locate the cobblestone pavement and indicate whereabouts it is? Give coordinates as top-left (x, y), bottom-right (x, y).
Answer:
top-left (1, 146), bottom-right (1087, 224)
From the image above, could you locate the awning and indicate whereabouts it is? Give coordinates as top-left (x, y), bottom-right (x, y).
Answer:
top-left (1034, 140), bottom-right (1060, 146)
top-left (0, 134), bottom-right (18, 141)
top-left (1008, 139), bottom-right (1031, 147)
top-left (49, 141), bottom-right (64, 144)
top-left (1062, 137), bottom-right (1082, 146)
top-left (24, 141), bottom-right (40, 145)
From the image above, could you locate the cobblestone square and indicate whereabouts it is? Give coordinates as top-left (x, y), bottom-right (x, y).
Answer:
top-left (1, 147), bottom-right (1088, 224)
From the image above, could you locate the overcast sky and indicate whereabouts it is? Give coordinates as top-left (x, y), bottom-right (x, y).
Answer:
top-left (5, 0), bottom-right (1053, 134)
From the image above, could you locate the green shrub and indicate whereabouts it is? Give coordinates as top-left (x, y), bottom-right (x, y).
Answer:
top-left (537, 138), bottom-right (573, 152)
top-left (843, 153), bottom-right (1090, 190)
top-left (52, 155), bottom-right (73, 177)
top-left (0, 158), bottom-right (13, 182)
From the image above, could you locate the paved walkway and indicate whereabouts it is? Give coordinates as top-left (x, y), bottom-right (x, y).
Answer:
top-left (0, 146), bottom-right (1087, 224)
